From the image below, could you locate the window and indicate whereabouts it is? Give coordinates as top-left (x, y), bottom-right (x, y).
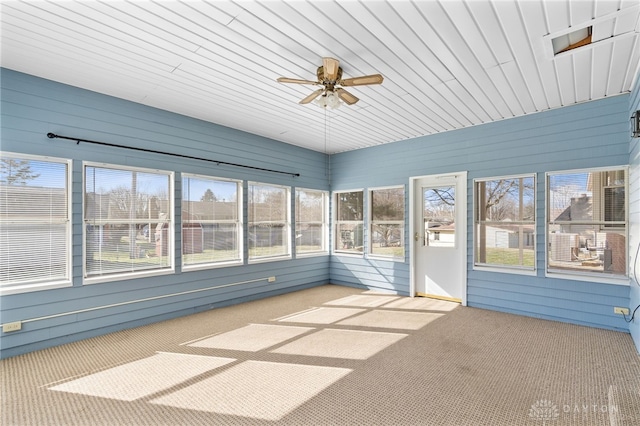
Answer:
top-left (182, 174), bottom-right (242, 268)
top-left (475, 175), bottom-right (536, 270)
top-left (84, 163), bottom-right (173, 281)
top-left (370, 186), bottom-right (404, 259)
top-left (295, 188), bottom-right (328, 255)
top-left (248, 182), bottom-right (290, 261)
top-left (423, 186), bottom-right (456, 248)
top-left (547, 167), bottom-right (627, 279)
top-left (334, 190), bottom-right (364, 254)
top-left (0, 153), bottom-right (71, 293)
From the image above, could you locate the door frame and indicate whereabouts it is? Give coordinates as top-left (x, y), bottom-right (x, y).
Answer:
top-left (409, 172), bottom-right (468, 306)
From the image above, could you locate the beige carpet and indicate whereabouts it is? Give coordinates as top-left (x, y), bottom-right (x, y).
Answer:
top-left (2, 284), bottom-right (639, 425)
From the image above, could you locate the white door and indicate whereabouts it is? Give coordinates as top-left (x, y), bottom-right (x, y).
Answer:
top-left (411, 172), bottom-right (467, 305)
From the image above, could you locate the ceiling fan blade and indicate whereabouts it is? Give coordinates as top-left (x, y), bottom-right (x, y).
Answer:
top-left (299, 88), bottom-right (324, 104)
top-left (322, 57), bottom-right (340, 81)
top-left (277, 77), bottom-right (319, 85)
top-left (340, 74), bottom-right (384, 86)
top-left (335, 88), bottom-right (359, 105)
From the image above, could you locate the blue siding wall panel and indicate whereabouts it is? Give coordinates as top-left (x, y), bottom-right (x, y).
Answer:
top-left (0, 69), bottom-right (329, 359)
top-left (629, 74), bottom-right (640, 353)
top-left (331, 93), bottom-right (632, 332)
top-left (1, 66), bottom-right (637, 358)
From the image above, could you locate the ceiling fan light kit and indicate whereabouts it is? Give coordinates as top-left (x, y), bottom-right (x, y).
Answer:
top-left (277, 57), bottom-right (383, 109)
top-left (316, 91), bottom-right (342, 109)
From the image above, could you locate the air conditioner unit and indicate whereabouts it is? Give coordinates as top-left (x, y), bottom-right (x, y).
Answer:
top-left (550, 233), bottom-right (578, 262)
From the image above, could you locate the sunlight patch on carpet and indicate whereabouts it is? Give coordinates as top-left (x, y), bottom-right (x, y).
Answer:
top-left (150, 360), bottom-right (351, 421)
top-left (382, 297), bottom-right (459, 311)
top-left (323, 294), bottom-right (399, 307)
top-left (338, 310), bottom-right (444, 330)
top-left (271, 329), bottom-right (407, 360)
top-left (188, 324), bottom-right (313, 352)
top-left (276, 307), bottom-right (366, 324)
top-left (48, 353), bottom-right (235, 401)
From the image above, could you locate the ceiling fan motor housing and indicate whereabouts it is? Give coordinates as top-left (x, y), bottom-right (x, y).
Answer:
top-left (317, 65), bottom-right (343, 87)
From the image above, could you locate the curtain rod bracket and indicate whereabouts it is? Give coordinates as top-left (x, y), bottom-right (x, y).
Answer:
top-left (46, 132), bottom-right (300, 177)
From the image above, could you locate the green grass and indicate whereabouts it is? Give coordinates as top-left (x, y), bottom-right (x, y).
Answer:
top-left (371, 246), bottom-right (404, 257)
top-left (483, 247), bottom-right (535, 267)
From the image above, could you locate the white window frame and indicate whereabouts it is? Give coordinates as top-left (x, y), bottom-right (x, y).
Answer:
top-left (83, 162), bottom-right (175, 284)
top-left (248, 181), bottom-right (291, 263)
top-left (333, 189), bottom-right (365, 256)
top-left (473, 174), bottom-right (537, 275)
top-left (0, 152), bottom-right (72, 295)
top-left (295, 188), bottom-right (329, 257)
top-left (182, 173), bottom-right (243, 270)
top-left (368, 185), bottom-right (405, 261)
top-left (546, 166), bottom-right (629, 285)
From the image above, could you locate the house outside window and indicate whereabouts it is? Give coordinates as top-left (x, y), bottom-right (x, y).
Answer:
top-left (84, 163), bottom-right (174, 282)
top-left (182, 174), bottom-right (242, 269)
top-left (475, 175), bottom-right (536, 271)
top-left (547, 167), bottom-right (627, 280)
top-left (295, 188), bottom-right (328, 255)
top-left (248, 182), bottom-right (290, 261)
top-left (334, 190), bottom-right (364, 254)
top-left (0, 153), bottom-right (71, 294)
top-left (370, 186), bottom-right (404, 259)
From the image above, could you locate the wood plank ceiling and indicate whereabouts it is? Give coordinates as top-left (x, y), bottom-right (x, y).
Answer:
top-left (1, 0), bottom-right (639, 154)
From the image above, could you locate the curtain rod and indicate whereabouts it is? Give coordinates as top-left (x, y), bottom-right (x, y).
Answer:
top-left (46, 133), bottom-right (300, 177)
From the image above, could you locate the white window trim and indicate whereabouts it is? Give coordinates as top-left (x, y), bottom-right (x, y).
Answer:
top-left (82, 161), bottom-right (175, 284)
top-left (247, 181), bottom-right (292, 263)
top-left (295, 187), bottom-right (329, 257)
top-left (0, 152), bottom-right (73, 295)
top-left (181, 173), bottom-right (243, 271)
top-left (545, 165), bottom-right (629, 284)
top-left (473, 173), bottom-right (537, 274)
top-left (368, 185), bottom-right (405, 262)
top-left (333, 189), bottom-right (365, 256)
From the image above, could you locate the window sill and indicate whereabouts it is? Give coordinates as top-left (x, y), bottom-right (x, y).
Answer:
top-left (332, 251), bottom-right (365, 257)
top-left (546, 270), bottom-right (629, 286)
top-left (0, 280), bottom-right (73, 296)
top-left (182, 260), bottom-right (243, 272)
top-left (84, 268), bottom-right (175, 285)
top-left (473, 265), bottom-right (537, 277)
top-left (367, 254), bottom-right (406, 263)
top-left (248, 255), bottom-right (292, 264)
top-left (295, 251), bottom-right (330, 258)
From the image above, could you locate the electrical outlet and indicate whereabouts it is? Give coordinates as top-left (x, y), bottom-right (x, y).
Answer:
top-left (2, 321), bottom-right (22, 333)
top-left (268, 276), bottom-right (276, 283)
top-left (614, 307), bottom-right (629, 315)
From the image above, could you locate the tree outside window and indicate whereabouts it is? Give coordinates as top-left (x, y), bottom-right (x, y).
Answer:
top-left (475, 175), bottom-right (536, 269)
top-left (248, 182), bottom-right (290, 260)
top-left (370, 187), bottom-right (404, 258)
top-left (335, 190), bottom-right (364, 253)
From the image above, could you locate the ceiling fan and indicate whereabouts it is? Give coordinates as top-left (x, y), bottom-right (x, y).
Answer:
top-left (277, 57), bottom-right (383, 108)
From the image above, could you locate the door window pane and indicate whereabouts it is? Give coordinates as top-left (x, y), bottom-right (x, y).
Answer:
top-left (423, 186), bottom-right (455, 247)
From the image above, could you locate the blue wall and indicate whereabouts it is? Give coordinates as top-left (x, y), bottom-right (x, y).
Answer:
top-left (1, 67), bottom-right (637, 359)
top-left (0, 69), bottom-right (330, 359)
top-left (629, 75), bottom-right (640, 352)
top-left (331, 94), bottom-right (632, 332)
